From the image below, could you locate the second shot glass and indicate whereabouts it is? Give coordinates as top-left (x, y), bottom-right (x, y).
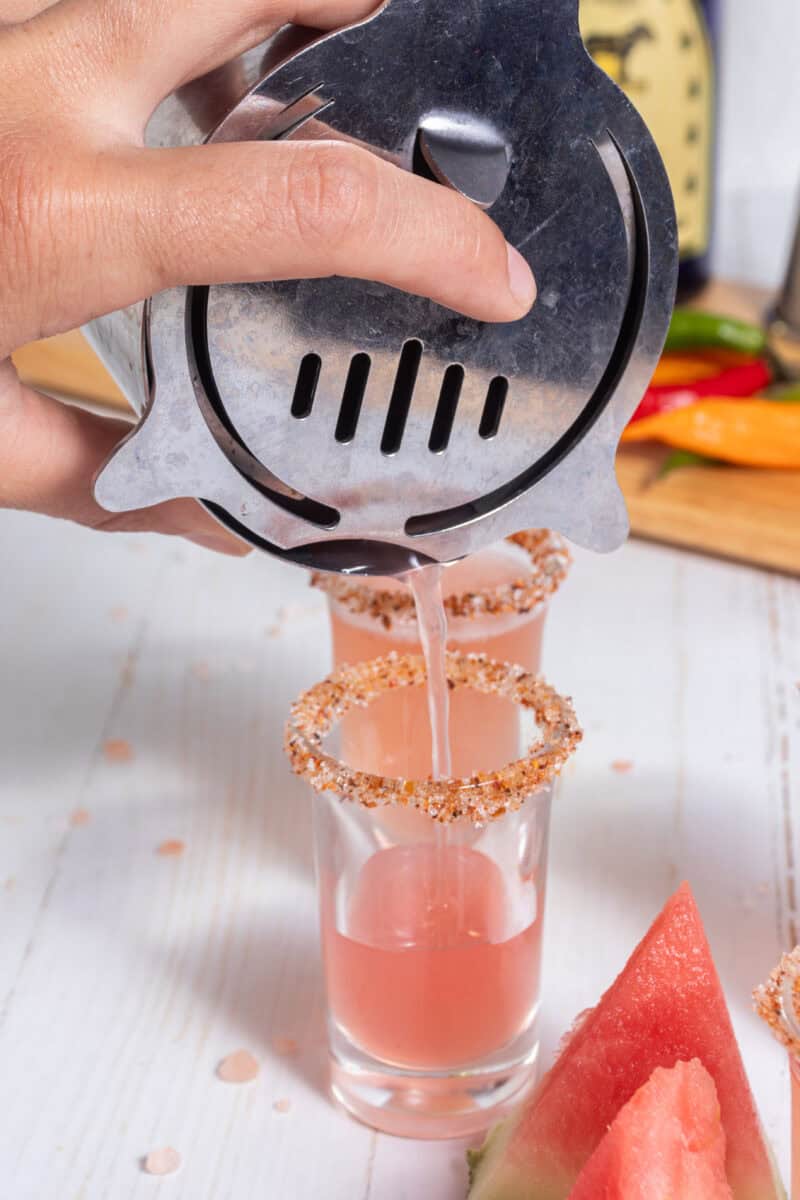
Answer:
top-left (311, 530), bottom-right (571, 780)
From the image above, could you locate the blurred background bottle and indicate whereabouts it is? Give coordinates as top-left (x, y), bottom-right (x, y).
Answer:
top-left (580, 0), bottom-right (719, 298)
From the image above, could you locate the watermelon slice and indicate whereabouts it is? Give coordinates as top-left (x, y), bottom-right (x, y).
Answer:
top-left (568, 1060), bottom-right (733, 1199)
top-left (468, 883), bottom-right (784, 1200)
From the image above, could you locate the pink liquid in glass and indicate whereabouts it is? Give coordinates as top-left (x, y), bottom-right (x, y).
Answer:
top-left (322, 842), bottom-right (542, 1069)
top-left (332, 543), bottom-right (547, 780)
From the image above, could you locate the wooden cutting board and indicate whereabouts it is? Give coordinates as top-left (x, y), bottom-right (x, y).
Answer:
top-left (12, 328), bottom-right (129, 411)
top-left (11, 282), bottom-right (800, 575)
top-left (618, 280), bottom-right (800, 576)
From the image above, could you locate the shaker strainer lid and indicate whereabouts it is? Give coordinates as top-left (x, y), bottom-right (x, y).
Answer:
top-left (94, 0), bottom-right (678, 575)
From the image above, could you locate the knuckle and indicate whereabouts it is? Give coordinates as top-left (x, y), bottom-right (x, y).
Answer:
top-left (284, 143), bottom-right (378, 249)
top-left (448, 205), bottom-right (494, 273)
top-left (0, 126), bottom-right (94, 345)
top-left (0, 133), bottom-right (48, 296)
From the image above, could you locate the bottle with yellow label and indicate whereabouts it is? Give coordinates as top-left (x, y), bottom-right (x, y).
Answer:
top-left (580, 0), bottom-right (718, 297)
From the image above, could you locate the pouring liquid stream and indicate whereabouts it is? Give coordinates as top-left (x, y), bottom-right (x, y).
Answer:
top-left (407, 565), bottom-right (453, 782)
top-left (406, 565), bottom-right (459, 948)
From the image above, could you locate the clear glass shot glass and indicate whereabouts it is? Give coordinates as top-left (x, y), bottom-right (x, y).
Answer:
top-left (285, 652), bottom-right (582, 1139)
top-left (755, 947), bottom-right (800, 1196)
top-left (311, 531), bottom-right (571, 782)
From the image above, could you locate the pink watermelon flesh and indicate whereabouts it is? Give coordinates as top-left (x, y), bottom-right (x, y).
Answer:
top-left (468, 883), bottom-right (783, 1200)
top-left (567, 1060), bottom-right (733, 1200)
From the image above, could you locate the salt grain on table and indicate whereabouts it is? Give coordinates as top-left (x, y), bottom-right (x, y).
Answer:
top-left (143, 1147), bottom-right (181, 1176)
top-left (273, 1099), bottom-right (291, 1114)
top-left (156, 840), bottom-right (185, 858)
top-left (69, 808), bottom-right (91, 827)
top-left (272, 1036), bottom-right (299, 1057)
top-left (110, 606), bottom-right (128, 623)
top-left (103, 738), bottom-right (133, 763)
top-left (217, 1049), bottom-right (260, 1083)
top-left (611, 759), bottom-right (634, 774)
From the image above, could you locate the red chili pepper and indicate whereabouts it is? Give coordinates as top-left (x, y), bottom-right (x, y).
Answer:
top-left (632, 358), bottom-right (772, 424)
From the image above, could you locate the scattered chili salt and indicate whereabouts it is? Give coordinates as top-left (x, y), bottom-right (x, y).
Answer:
top-left (103, 738), bottom-right (133, 763)
top-left (611, 760), bottom-right (634, 774)
top-left (142, 1147), bottom-right (181, 1176)
top-left (69, 808), bottom-right (91, 827)
top-left (273, 1098), bottom-right (291, 1114)
top-left (272, 1036), bottom-right (299, 1057)
top-left (217, 1049), bottom-right (259, 1083)
top-left (156, 840), bottom-right (185, 858)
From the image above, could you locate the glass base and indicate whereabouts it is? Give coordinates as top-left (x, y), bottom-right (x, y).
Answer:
top-left (328, 1024), bottom-right (539, 1139)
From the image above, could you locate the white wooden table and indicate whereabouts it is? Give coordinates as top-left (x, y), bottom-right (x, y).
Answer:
top-left (1, 511), bottom-right (797, 1198)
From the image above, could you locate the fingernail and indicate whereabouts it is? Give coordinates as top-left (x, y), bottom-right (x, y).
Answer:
top-left (506, 244), bottom-right (537, 313)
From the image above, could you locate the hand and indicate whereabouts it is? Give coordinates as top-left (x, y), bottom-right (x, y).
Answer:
top-left (0, 0), bottom-right (537, 555)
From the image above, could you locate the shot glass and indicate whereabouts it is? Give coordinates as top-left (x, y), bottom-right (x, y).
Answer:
top-left (755, 948), bottom-right (800, 1197)
top-left (285, 652), bottom-right (582, 1139)
top-left (311, 531), bottom-right (571, 781)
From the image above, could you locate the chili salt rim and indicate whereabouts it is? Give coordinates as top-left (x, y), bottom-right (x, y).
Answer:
top-left (310, 530), bottom-right (571, 629)
top-left (754, 946), bottom-right (800, 1057)
top-left (284, 651), bottom-right (582, 825)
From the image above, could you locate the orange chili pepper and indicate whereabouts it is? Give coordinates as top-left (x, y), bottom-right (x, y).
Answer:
top-left (621, 400), bottom-right (800, 469)
top-left (651, 351), bottom-right (758, 388)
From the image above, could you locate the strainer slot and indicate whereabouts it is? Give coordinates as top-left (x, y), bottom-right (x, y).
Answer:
top-left (381, 339), bottom-right (423, 455)
top-left (429, 364), bottom-right (464, 453)
top-left (291, 353), bottom-right (322, 419)
top-left (479, 377), bottom-right (509, 440)
top-left (335, 353), bottom-right (371, 443)
top-left (262, 82), bottom-right (335, 143)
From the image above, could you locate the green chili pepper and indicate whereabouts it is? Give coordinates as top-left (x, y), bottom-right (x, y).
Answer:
top-left (765, 380), bottom-right (800, 402)
top-left (658, 449), bottom-right (721, 479)
top-left (665, 309), bottom-right (767, 356)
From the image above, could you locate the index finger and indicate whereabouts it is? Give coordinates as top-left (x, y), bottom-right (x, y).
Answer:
top-left (42, 0), bottom-right (383, 123)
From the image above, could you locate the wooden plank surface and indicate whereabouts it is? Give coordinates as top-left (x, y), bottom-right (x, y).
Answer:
top-left (616, 444), bottom-right (800, 575)
top-left (0, 512), bottom-right (796, 1197)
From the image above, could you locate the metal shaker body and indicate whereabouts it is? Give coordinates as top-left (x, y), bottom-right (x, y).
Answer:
top-left (86, 0), bottom-right (678, 576)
